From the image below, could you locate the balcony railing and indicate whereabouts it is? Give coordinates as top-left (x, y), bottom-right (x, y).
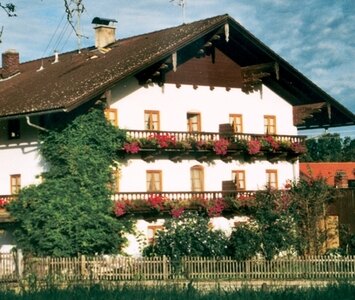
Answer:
top-left (120, 130), bottom-right (306, 162)
top-left (112, 190), bottom-right (256, 202)
top-left (124, 129), bottom-right (305, 144)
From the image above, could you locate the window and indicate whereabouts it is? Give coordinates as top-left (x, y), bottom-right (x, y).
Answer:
top-left (266, 170), bottom-right (278, 189)
top-left (146, 170), bottom-right (162, 192)
top-left (191, 165), bottom-right (204, 192)
top-left (147, 225), bottom-right (163, 244)
top-left (104, 108), bottom-right (118, 126)
top-left (144, 110), bottom-right (160, 130)
top-left (187, 113), bottom-right (201, 132)
top-left (8, 119), bottom-right (20, 139)
top-left (229, 114), bottom-right (243, 133)
top-left (264, 115), bottom-right (276, 134)
top-left (232, 170), bottom-right (246, 190)
top-left (10, 174), bottom-right (21, 195)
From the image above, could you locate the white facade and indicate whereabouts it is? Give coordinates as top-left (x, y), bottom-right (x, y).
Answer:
top-left (0, 77), bottom-right (300, 255)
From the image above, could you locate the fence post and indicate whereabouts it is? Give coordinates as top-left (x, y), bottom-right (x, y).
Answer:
top-left (162, 255), bottom-right (168, 280)
top-left (16, 248), bottom-right (23, 279)
top-left (80, 255), bottom-right (86, 278)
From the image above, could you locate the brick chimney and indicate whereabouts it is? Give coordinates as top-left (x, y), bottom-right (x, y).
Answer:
top-left (92, 17), bottom-right (117, 49)
top-left (2, 49), bottom-right (20, 78)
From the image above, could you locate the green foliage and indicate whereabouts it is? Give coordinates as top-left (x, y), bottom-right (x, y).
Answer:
top-left (227, 224), bottom-right (260, 261)
top-left (302, 133), bottom-right (354, 162)
top-left (8, 105), bottom-right (131, 256)
top-left (288, 177), bottom-right (336, 255)
top-left (143, 212), bottom-right (228, 259)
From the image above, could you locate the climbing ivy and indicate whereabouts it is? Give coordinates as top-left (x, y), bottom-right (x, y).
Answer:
top-left (8, 104), bottom-right (132, 257)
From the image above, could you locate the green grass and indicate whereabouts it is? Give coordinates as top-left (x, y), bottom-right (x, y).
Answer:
top-left (0, 282), bottom-right (355, 300)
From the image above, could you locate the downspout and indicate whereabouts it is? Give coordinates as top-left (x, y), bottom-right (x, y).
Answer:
top-left (26, 116), bottom-right (48, 132)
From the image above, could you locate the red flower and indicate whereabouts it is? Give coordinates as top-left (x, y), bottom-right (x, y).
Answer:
top-left (207, 198), bottom-right (225, 217)
top-left (149, 134), bottom-right (176, 148)
top-left (171, 207), bottom-right (185, 218)
top-left (213, 139), bottom-right (229, 155)
top-left (147, 194), bottom-right (166, 211)
top-left (0, 198), bottom-right (8, 208)
top-left (263, 135), bottom-right (280, 151)
top-left (114, 201), bottom-right (127, 217)
top-left (290, 142), bottom-right (306, 154)
top-left (247, 140), bottom-right (261, 155)
top-left (123, 142), bottom-right (140, 154)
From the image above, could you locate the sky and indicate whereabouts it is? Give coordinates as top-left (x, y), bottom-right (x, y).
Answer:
top-left (0, 0), bottom-right (354, 137)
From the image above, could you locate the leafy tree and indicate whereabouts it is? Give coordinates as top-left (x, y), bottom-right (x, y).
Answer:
top-left (143, 212), bottom-right (228, 260)
top-left (227, 223), bottom-right (260, 261)
top-left (342, 137), bottom-right (355, 161)
top-left (8, 105), bottom-right (131, 257)
top-left (302, 133), bottom-right (354, 162)
top-left (288, 177), bottom-right (336, 255)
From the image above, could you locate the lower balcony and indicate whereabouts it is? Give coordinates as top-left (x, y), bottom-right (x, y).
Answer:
top-left (112, 190), bottom-right (257, 218)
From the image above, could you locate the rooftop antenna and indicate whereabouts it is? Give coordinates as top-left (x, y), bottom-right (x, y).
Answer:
top-left (64, 0), bottom-right (87, 53)
top-left (170, 0), bottom-right (187, 23)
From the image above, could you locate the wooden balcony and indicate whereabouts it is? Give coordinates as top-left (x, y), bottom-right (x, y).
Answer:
top-left (121, 130), bottom-right (306, 162)
top-left (112, 190), bottom-right (256, 202)
top-left (124, 129), bottom-right (305, 144)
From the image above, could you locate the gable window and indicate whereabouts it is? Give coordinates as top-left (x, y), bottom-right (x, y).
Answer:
top-left (232, 170), bottom-right (246, 190)
top-left (266, 169), bottom-right (278, 189)
top-left (229, 114), bottom-right (243, 133)
top-left (144, 110), bottom-right (160, 130)
top-left (187, 113), bottom-right (201, 132)
top-left (264, 115), bottom-right (276, 135)
top-left (191, 165), bottom-right (204, 192)
top-left (147, 225), bottom-right (164, 244)
top-left (10, 174), bottom-right (21, 195)
top-left (104, 108), bottom-right (118, 126)
top-left (8, 119), bottom-right (20, 139)
top-left (146, 170), bottom-right (162, 192)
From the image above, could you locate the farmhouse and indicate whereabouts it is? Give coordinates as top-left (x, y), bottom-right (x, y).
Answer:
top-left (0, 14), bottom-right (354, 255)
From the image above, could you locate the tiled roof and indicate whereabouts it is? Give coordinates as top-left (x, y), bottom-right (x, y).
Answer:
top-left (300, 162), bottom-right (355, 186)
top-left (0, 14), bottom-right (353, 128)
top-left (0, 15), bottom-right (228, 118)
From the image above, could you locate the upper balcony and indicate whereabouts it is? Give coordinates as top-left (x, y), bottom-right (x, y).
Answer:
top-left (120, 129), bottom-right (306, 162)
top-left (0, 195), bottom-right (15, 223)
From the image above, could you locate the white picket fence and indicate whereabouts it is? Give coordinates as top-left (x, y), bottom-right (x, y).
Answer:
top-left (1, 254), bottom-right (355, 282)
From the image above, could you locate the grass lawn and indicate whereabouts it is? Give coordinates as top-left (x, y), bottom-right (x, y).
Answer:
top-left (1, 282), bottom-right (355, 300)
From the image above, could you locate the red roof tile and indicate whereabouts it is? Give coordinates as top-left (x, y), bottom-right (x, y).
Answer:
top-left (300, 162), bottom-right (355, 186)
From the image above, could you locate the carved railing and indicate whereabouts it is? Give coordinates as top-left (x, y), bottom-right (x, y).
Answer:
top-left (111, 190), bottom-right (256, 202)
top-left (123, 129), bottom-right (305, 144)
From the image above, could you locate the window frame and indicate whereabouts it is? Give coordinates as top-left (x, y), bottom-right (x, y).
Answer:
top-left (10, 174), bottom-right (21, 195)
top-left (147, 225), bottom-right (164, 244)
top-left (144, 110), bottom-right (160, 131)
top-left (187, 112), bottom-right (201, 132)
top-left (264, 115), bottom-right (277, 135)
top-left (266, 169), bottom-right (278, 189)
top-left (232, 170), bottom-right (246, 191)
top-left (190, 165), bottom-right (204, 192)
top-left (229, 114), bottom-right (243, 133)
top-left (104, 108), bottom-right (118, 126)
top-left (146, 170), bottom-right (162, 192)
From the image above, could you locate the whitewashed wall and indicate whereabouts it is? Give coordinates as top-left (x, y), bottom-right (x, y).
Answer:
top-left (120, 158), bottom-right (297, 192)
top-left (110, 78), bottom-right (297, 135)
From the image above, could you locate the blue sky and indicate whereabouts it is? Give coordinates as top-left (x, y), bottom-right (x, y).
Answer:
top-left (0, 0), bottom-right (354, 137)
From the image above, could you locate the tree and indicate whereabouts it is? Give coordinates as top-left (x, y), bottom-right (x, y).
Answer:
top-left (8, 104), bottom-right (131, 257)
top-left (143, 212), bottom-right (228, 260)
top-left (302, 133), bottom-right (354, 162)
top-left (288, 177), bottom-right (336, 255)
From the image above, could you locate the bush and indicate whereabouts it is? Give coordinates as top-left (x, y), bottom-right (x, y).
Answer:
top-left (143, 212), bottom-right (228, 259)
